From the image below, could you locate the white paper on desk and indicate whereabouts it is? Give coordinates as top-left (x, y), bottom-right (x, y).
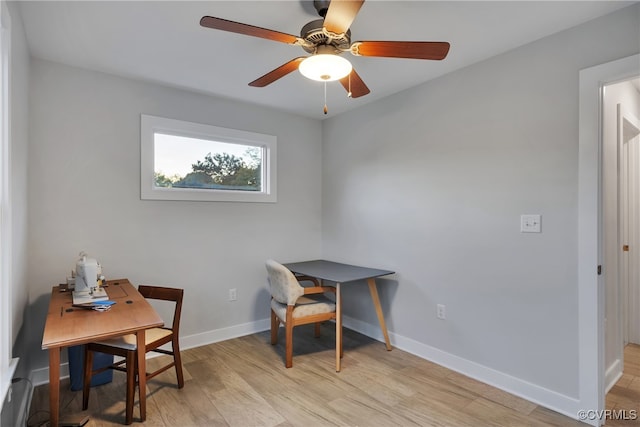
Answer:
top-left (72, 288), bottom-right (108, 305)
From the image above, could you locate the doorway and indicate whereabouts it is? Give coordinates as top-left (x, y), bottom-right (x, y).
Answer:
top-left (618, 103), bottom-right (640, 347)
top-left (603, 79), bottom-right (640, 394)
top-left (604, 100), bottom-right (640, 421)
top-left (578, 54), bottom-right (639, 427)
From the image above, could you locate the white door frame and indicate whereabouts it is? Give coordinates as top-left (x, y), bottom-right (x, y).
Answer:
top-left (579, 54), bottom-right (640, 427)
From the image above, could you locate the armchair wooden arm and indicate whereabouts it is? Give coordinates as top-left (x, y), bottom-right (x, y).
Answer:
top-left (302, 286), bottom-right (336, 295)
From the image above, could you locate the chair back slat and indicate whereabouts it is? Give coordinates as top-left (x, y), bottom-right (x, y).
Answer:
top-left (138, 285), bottom-right (184, 335)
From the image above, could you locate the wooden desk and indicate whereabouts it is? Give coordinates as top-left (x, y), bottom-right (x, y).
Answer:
top-left (283, 260), bottom-right (394, 371)
top-left (41, 279), bottom-right (163, 427)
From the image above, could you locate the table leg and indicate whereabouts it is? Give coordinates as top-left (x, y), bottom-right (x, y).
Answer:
top-left (136, 330), bottom-right (147, 421)
top-left (336, 282), bottom-right (342, 372)
top-left (49, 347), bottom-right (61, 427)
top-left (367, 278), bottom-right (392, 350)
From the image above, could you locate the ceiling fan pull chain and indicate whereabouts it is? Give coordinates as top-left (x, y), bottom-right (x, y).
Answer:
top-left (323, 81), bottom-right (328, 115)
top-left (347, 73), bottom-right (352, 98)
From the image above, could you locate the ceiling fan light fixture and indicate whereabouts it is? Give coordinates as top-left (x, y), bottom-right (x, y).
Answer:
top-left (299, 54), bottom-right (352, 82)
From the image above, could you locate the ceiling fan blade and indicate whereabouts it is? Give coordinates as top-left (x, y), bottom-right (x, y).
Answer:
top-left (352, 41), bottom-right (450, 60)
top-left (200, 16), bottom-right (300, 45)
top-left (339, 68), bottom-right (370, 98)
top-left (248, 57), bottom-right (306, 87)
top-left (323, 0), bottom-right (364, 35)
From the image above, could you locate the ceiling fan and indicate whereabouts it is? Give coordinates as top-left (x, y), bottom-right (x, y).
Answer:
top-left (200, 0), bottom-right (450, 112)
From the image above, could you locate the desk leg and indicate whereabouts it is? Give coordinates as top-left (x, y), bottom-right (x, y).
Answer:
top-left (336, 282), bottom-right (342, 372)
top-left (136, 330), bottom-right (147, 421)
top-left (367, 278), bottom-right (392, 351)
top-left (49, 348), bottom-right (61, 427)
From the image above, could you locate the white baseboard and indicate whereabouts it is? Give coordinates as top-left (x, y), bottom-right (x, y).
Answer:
top-left (180, 318), bottom-right (270, 351)
top-left (341, 315), bottom-right (583, 424)
top-left (31, 316), bottom-right (583, 423)
top-left (605, 358), bottom-right (623, 394)
top-left (31, 362), bottom-right (69, 387)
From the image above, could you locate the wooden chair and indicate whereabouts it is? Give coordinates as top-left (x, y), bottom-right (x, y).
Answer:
top-left (266, 259), bottom-right (342, 369)
top-left (82, 285), bottom-right (184, 425)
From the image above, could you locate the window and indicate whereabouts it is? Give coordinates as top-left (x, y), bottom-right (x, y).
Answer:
top-left (141, 115), bottom-right (277, 202)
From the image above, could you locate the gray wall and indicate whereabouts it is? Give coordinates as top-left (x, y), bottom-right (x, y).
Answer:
top-left (322, 2), bottom-right (639, 407)
top-left (26, 59), bottom-right (323, 371)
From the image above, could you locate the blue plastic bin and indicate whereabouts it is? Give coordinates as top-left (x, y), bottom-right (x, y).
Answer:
top-left (67, 345), bottom-right (114, 391)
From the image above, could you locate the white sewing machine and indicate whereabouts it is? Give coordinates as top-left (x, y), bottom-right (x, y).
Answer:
top-left (72, 254), bottom-right (107, 304)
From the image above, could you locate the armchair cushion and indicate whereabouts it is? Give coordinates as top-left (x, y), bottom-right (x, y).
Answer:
top-left (271, 295), bottom-right (336, 320)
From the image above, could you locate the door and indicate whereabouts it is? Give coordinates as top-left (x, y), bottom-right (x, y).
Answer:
top-left (620, 104), bottom-right (640, 344)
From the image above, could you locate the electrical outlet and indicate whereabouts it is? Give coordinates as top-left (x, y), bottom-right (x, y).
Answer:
top-left (437, 304), bottom-right (446, 320)
top-left (521, 214), bottom-right (541, 233)
top-left (228, 288), bottom-right (237, 301)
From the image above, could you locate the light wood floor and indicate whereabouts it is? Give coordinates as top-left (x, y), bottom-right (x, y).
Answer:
top-left (605, 343), bottom-right (640, 426)
top-left (28, 325), bottom-right (587, 426)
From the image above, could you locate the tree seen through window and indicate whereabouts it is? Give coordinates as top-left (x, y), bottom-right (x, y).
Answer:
top-left (155, 147), bottom-right (262, 192)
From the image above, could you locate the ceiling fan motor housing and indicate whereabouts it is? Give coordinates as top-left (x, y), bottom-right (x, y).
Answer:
top-left (300, 19), bottom-right (351, 54)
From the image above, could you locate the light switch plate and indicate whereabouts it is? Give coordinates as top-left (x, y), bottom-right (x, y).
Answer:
top-left (521, 214), bottom-right (541, 233)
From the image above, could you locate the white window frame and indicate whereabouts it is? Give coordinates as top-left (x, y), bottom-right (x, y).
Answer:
top-left (141, 114), bottom-right (277, 203)
top-left (0, 0), bottom-right (17, 406)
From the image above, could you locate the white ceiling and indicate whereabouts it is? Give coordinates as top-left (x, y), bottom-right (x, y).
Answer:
top-left (17, 1), bottom-right (636, 119)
